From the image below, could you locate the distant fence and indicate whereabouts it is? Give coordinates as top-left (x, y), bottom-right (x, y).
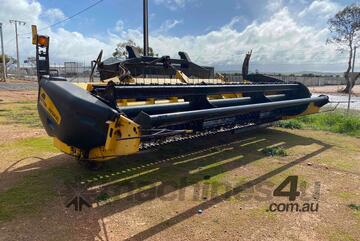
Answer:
top-left (6, 65), bottom-right (94, 82)
top-left (7, 65), bottom-right (92, 76)
top-left (268, 75), bottom-right (347, 86)
top-left (5, 65), bottom-right (348, 87)
top-left (223, 74), bottom-right (347, 87)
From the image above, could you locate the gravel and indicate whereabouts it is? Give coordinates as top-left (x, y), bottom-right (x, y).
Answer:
top-left (0, 81), bottom-right (38, 91)
top-left (314, 93), bottom-right (360, 110)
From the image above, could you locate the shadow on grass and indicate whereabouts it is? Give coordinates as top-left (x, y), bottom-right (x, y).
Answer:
top-left (0, 128), bottom-right (332, 240)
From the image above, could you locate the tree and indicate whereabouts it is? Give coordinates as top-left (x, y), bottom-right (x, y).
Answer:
top-left (24, 56), bottom-right (36, 67)
top-left (0, 54), bottom-right (16, 79)
top-left (0, 54), bottom-right (15, 64)
top-left (327, 4), bottom-right (360, 93)
top-left (112, 39), bottom-right (157, 58)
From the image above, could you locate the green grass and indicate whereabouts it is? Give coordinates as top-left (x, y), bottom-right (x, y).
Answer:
top-left (0, 136), bottom-right (58, 161)
top-left (0, 166), bottom-right (78, 222)
top-left (329, 230), bottom-right (356, 241)
top-left (275, 119), bottom-right (303, 129)
top-left (348, 204), bottom-right (360, 211)
top-left (0, 102), bottom-right (42, 128)
top-left (262, 146), bottom-right (288, 157)
top-left (277, 111), bottom-right (360, 137)
top-left (0, 136), bottom-right (62, 221)
top-left (338, 192), bottom-right (357, 200)
top-left (16, 137), bottom-right (58, 153)
top-left (248, 206), bottom-right (277, 220)
top-left (96, 192), bottom-right (111, 202)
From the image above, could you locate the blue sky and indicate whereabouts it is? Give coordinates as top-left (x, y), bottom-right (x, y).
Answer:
top-left (0, 0), bottom-right (358, 72)
top-left (36, 0), bottom-right (350, 37)
top-left (35, 0), bottom-right (354, 34)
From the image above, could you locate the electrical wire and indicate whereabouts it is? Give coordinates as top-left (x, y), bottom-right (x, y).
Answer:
top-left (18, 0), bottom-right (105, 36)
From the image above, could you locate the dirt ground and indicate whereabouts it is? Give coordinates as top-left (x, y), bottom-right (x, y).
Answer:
top-left (0, 88), bottom-right (359, 241)
top-left (0, 88), bottom-right (44, 144)
top-left (310, 85), bottom-right (360, 96)
top-left (0, 90), bottom-right (37, 102)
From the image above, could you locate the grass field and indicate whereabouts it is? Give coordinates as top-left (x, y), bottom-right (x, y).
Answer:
top-left (0, 95), bottom-right (359, 241)
top-left (0, 101), bottom-right (42, 128)
top-left (277, 110), bottom-right (360, 137)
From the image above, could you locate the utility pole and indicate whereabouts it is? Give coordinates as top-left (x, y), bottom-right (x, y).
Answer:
top-left (9, 19), bottom-right (26, 71)
top-left (143, 0), bottom-right (149, 56)
top-left (0, 23), bottom-right (6, 81)
top-left (348, 46), bottom-right (356, 114)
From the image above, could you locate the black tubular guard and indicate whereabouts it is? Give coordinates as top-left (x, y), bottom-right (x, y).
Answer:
top-left (37, 77), bottom-right (119, 150)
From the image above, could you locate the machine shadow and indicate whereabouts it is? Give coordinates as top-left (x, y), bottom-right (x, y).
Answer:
top-left (0, 128), bottom-right (332, 240)
top-left (74, 128), bottom-right (332, 240)
top-left (124, 144), bottom-right (330, 241)
top-left (0, 153), bottom-right (73, 192)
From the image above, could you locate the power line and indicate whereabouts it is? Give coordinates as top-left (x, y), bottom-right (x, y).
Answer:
top-left (19, 0), bottom-right (104, 36)
top-left (9, 19), bottom-right (26, 70)
top-left (0, 22), bottom-right (6, 81)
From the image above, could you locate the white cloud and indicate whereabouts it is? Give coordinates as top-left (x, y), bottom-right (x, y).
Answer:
top-left (154, 0), bottom-right (191, 10)
top-left (155, 19), bottom-right (183, 34)
top-left (0, 0), bottom-right (115, 64)
top-left (44, 8), bottom-right (66, 24)
top-left (266, 0), bottom-right (283, 11)
top-left (144, 7), bottom-right (342, 69)
top-left (115, 20), bottom-right (124, 32)
top-left (0, 0), bottom-right (348, 72)
top-left (222, 16), bottom-right (245, 29)
top-left (49, 28), bottom-right (115, 62)
top-left (0, 0), bottom-right (41, 25)
top-left (298, 0), bottom-right (340, 19)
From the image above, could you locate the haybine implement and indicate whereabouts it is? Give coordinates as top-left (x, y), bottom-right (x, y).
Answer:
top-left (32, 30), bottom-right (329, 166)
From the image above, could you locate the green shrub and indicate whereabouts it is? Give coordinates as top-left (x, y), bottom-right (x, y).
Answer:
top-left (262, 146), bottom-right (288, 157)
top-left (348, 204), bottom-right (360, 211)
top-left (96, 192), bottom-right (110, 202)
top-left (277, 111), bottom-right (360, 137)
top-left (276, 120), bottom-right (303, 129)
top-left (336, 118), bottom-right (360, 134)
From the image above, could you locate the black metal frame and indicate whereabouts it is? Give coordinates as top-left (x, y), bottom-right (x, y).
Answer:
top-left (134, 96), bottom-right (329, 128)
top-left (98, 49), bottom-right (214, 80)
top-left (35, 36), bottom-right (50, 81)
top-left (92, 83), bottom-right (303, 100)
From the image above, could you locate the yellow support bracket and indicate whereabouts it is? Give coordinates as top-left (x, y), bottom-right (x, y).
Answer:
top-left (53, 138), bottom-right (81, 157)
top-left (53, 116), bottom-right (141, 161)
top-left (88, 115), bottom-right (141, 160)
top-left (282, 103), bottom-right (320, 120)
top-left (175, 70), bottom-right (190, 84)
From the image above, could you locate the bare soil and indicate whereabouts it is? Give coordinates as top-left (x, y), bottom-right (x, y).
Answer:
top-left (0, 89), bottom-right (359, 241)
top-left (0, 90), bottom-right (37, 103)
top-left (0, 124), bottom-right (45, 144)
top-left (310, 85), bottom-right (360, 96)
top-left (0, 88), bottom-right (43, 143)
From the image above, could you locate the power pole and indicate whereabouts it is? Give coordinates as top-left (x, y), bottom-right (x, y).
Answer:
top-left (9, 19), bottom-right (26, 71)
top-left (0, 23), bottom-right (6, 81)
top-left (348, 46), bottom-right (356, 114)
top-left (143, 0), bottom-right (149, 56)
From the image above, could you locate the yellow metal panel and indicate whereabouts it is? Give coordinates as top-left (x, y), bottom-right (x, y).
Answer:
top-left (209, 93), bottom-right (243, 100)
top-left (146, 98), bottom-right (155, 104)
top-left (88, 115), bottom-right (141, 160)
top-left (117, 99), bottom-right (128, 106)
top-left (53, 138), bottom-right (81, 157)
top-left (282, 103), bottom-right (320, 120)
top-left (39, 88), bottom-right (61, 124)
top-left (208, 95), bottom-right (224, 100)
top-left (73, 83), bottom-right (93, 91)
top-left (175, 70), bottom-right (190, 83)
top-left (222, 93), bottom-right (243, 98)
top-left (31, 25), bottom-right (37, 45)
top-left (169, 97), bottom-right (178, 103)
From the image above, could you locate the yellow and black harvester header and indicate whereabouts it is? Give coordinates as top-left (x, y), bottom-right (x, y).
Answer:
top-left (32, 27), bottom-right (329, 165)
